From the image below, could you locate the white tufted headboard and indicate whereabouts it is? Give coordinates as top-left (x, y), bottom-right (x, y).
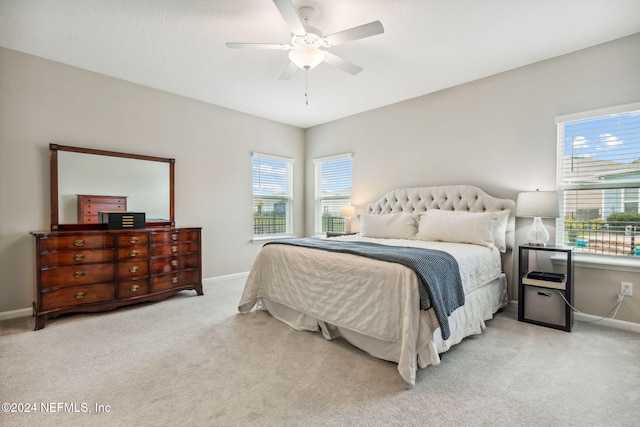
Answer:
top-left (367, 185), bottom-right (517, 284)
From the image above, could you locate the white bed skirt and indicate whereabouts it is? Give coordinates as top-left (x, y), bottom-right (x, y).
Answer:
top-left (257, 274), bottom-right (507, 384)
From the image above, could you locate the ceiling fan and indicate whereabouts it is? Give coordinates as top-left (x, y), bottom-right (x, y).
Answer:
top-left (225, 0), bottom-right (384, 80)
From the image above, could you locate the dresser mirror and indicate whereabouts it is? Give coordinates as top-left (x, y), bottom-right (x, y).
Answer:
top-left (50, 143), bottom-right (175, 230)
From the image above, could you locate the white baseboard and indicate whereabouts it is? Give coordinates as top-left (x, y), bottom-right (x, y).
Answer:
top-left (0, 273), bottom-right (251, 322)
top-left (508, 300), bottom-right (639, 334)
top-left (574, 312), bottom-right (640, 333)
top-left (203, 272), bottom-right (249, 285)
top-left (4, 286), bottom-right (637, 334)
top-left (0, 307), bottom-right (32, 322)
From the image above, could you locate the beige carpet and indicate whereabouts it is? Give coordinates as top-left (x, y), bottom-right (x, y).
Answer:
top-left (1, 277), bottom-right (639, 427)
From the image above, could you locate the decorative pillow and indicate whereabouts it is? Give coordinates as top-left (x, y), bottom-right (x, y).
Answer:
top-left (416, 211), bottom-right (498, 248)
top-left (490, 210), bottom-right (510, 252)
top-left (358, 213), bottom-right (418, 239)
top-left (422, 209), bottom-right (510, 252)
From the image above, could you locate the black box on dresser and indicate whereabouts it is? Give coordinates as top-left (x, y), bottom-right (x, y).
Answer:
top-left (99, 211), bottom-right (146, 230)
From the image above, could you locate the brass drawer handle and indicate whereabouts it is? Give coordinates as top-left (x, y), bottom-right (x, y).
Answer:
top-left (74, 271), bottom-right (86, 279)
top-left (129, 265), bottom-right (140, 273)
top-left (171, 233), bottom-right (178, 241)
top-left (73, 239), bottom-right (85, 247)
top-left (129, 250), bottom-right (139, 257)
top-left (171, 277), bottom-right (178, 284)
top-left (170, 246), bottom-right (178, 253)
top-left (129, 284), bottom-right (140, 292)
top-left (170, 260), bottom-right (179, 267)
top-left (74, 291), bottom-right (86, 299)
top-left (73, 253), bottom-right (85, 261)
top-left (129, 236), bottom-right (139, 243)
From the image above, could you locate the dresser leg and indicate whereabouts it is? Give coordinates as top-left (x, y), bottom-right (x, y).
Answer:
top-left (34, 314), bottom-right (46, 331)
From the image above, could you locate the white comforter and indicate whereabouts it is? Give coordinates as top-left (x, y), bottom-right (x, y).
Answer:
top-left (238, 236), bottom-right (503, 384)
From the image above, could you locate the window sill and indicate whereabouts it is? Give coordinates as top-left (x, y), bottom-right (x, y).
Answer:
top-left (551, 253), bottom-right (640, 272)
top-left (251, 234), bottom-right (296, 243)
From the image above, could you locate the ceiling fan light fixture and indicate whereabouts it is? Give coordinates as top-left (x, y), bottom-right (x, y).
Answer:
top-left (288, 47), bottom-right (325, 70)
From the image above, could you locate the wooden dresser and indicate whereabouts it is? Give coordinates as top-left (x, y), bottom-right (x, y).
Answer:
top-left (77, 195), bottom-right (127, 224)
top-left (32, 227), bottom-right (202, 330)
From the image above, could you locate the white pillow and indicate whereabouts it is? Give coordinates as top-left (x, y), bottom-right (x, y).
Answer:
top-left (490, 210), bottom-right (510, 252)
top-left (416, 212), bottom-right (497, 248)
top-left (423, 209), bottom-right (510, 252)
top-left (358, 213), bottom-right (418, 239)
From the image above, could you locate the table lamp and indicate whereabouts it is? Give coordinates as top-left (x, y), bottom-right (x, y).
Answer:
top-left (341, 206), bottom-right (356, 233)
top-left (516, 190), bottom-right (559, 246)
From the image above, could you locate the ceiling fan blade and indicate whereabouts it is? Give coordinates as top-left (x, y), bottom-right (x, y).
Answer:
top-left (273, 0), bottom-right (305, 35)
top-left (322, 52), bottom-right (363, 75)
top-left (279, 62), bottom-right (298, 80)
top-left (225, 42), bottom-right (289, 50)
top-left (325, 21), bottom-right (384, 46)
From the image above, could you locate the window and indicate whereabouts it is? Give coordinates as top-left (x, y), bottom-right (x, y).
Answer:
top-left (252, 153), bottom-right (293, 238)
top-left (556, 103), bottom-right (640, 257)
top-left (314, 153), bottom-right (352, 234)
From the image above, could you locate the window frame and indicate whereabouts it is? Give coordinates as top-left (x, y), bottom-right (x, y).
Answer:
top-left (251, 152), bottom-right (294, 239)
top-left (555, 102), bottom-right (640, 259)
top-left (313, 153), bottom-right (353, 236)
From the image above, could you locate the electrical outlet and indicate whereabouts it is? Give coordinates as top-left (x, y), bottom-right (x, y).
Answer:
top-left (621, 282), bottom-right (633, 297)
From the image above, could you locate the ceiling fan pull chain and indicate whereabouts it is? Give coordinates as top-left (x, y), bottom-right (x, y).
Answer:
top-left (305, 69), bottom-right (309, 106)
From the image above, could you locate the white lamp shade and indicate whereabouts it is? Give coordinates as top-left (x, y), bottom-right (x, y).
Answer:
top-left (515, 191), bottom-right (559, 218)
top-left (340, 206), bottom-right (355, 217)
top-left (288, 47), bottom-right (326, 70)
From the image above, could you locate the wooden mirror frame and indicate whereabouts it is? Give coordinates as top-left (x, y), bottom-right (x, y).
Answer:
top-left (50, 143), bottom-right (175, 231)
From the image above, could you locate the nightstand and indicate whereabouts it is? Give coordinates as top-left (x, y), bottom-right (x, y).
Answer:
top-left (326, 232), bottom-right (357, 237)
top-left (518, 245), bottom-right (574, 332)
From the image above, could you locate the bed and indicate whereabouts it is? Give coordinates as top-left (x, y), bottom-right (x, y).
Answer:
top-left (238, 185), bottom-right (516, 385)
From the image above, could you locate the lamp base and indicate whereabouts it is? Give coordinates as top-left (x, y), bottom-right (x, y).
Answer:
top-left (526, 216), bottom-right (550, 247)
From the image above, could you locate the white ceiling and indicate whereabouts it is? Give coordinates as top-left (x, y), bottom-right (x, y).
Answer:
top-left (1, 0), bottom-right (639, 129)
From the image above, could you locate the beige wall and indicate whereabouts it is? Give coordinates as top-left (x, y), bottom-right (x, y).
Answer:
top-left (0, 47), bottom-right (305, 314)
top-left (2, 34), bottom-right (640, 325)
top-left (305, 33), bottom-right (640, 323)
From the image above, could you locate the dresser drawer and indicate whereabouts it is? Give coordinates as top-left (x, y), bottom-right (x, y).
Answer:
top-left (81, 202), bottom-right (127, 215)
top-left (117, 234), bottom-right (150, 247)
top-left (39, 234), bottom-right (115, 251)
top-left (151, 241), bottom-right (199, 256)
top-left (150, 254), bottom-right (200, 274)
top-left (41, 283), bottom-right (115, 311)
top-left (41, 264), bottom-right (115, 288)
top-left (80, 196), bottom-right (127, 205)
top-left (151, 229), bottom-right (200, 244)
top-left (117, 246), bottom-right (149, 260)
top-left (39, 249), bottom-right (115, 268)
top-left (118, 279), bottom-right (150, 299)
top-left (151, 270), bottom-right (200, 293)
top-left (82, 215), bottom-right (100, 224)
top-left (118, 260), bottom-right (149, 278)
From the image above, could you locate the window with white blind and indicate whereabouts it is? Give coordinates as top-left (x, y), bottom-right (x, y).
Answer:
top-left (314, 154), bottom-right (352, 234)
top-left (556, 103), bottom-right (640, 257)
top-left (252, 153), bottom-right (293, 238)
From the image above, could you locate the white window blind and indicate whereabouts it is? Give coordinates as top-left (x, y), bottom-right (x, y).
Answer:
top-left (556, 103), bottom-right (640, 256)
top-left (252, 153), bottom-right (293, 237)
top-left (314, 153), bottom-right (352, 234)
